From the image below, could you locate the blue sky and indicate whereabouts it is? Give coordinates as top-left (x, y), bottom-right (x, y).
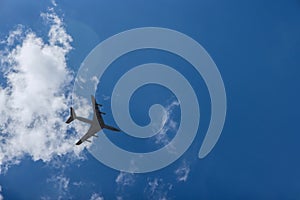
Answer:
top-left (0, 0), bottom-right (300, 199)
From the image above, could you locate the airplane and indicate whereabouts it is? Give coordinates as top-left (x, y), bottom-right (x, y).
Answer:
top-left (66, 95), bottom-right (120, 145)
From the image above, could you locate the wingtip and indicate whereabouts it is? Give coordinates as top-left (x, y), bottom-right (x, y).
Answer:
top-left (104, 125), bottom-right (121, 132)
top-left (76, 140), bottom-right (83, 145)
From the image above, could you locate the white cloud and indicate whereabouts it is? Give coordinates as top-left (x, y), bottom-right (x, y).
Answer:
top-left (0, 185), bottom-right (3, 200)
top-left (90, 193), bottom-right (104, 200)
top-left (101, 94), bottom-right (110, 101)
top-left (41, 11), bottom-right (72, 53)
top-left (47, 174), bottom-right (70, 200)
top-left (174, 160), bottom-right (190, 182)
top-left (115, 172), bottom-right (135, 187)
top-left (154, 100), bottom-right (179, 153)
top-left (0, 9), bottom-right (86, 172)
top-left (72, 181), bottom-right (84, 187)
top-left (116, 196), bottom-right (123, 200)
top-left (91, 76), bottom-right (99, 90)
top-left (2, 25), bottom-right (24, 46)
top-left (51, 0), bottom-right (57, 7)
top-left (144, 178), bottom-right (172, 200)
top-left (147, 178), bottom-right (159, 194)
top-left (115, 171), bottom-right (135, 199)
top-left (48, 175), bottom-right (69, 191)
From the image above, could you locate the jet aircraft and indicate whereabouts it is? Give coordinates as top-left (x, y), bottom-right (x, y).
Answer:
top-left (66, 95), bottom-right (120, 145)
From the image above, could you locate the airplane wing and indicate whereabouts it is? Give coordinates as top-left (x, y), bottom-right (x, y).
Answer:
top-left (91, 95), bottom-right (105, 128)
top-left (75, 126), bottom-right (96, 145)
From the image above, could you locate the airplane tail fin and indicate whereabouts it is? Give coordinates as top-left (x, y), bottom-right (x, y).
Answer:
top-left (104, 124), bottom-right (120, 132)
top-left (66, 107), bottom-right (77, 124)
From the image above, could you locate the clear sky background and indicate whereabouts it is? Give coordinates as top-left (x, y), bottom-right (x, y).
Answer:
top-left (0, 0), bottom-right (300, 199)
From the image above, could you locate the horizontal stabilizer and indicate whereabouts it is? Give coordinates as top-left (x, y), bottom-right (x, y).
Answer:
top-left (66, 107), bottom-right (76, 124)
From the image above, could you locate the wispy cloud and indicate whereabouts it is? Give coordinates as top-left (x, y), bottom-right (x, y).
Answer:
top-left (115, 171), bottom-right (135, 199)
top-left (174, 160), bottom-right (190, 182)
top-left (116, 196), bottom-right (123, 200)
top-left (72, 181), bottom-right (84, 187)
top-left (91, 76), bottom-right (99, 91)
top-left (90, 193), bottom-right (104, 200)
top-left (153, 100), bottom-right (179, 153)
top-left (144, 178), bottom-right (173, 200)
top-left (115, 171), bottom-right (135, 187)
top-left (0, 8), bottom-right (85, 172)
top-left (0, 185), bottom-right (3, 200)
top-left (0, 25), bottom-right (24, 46)
top-left (101, 94), bottom-right (110, 101)
top-left (47, 174), bottom-right (70, 200)
top-left (51, 0), bottom-right (57, 7)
